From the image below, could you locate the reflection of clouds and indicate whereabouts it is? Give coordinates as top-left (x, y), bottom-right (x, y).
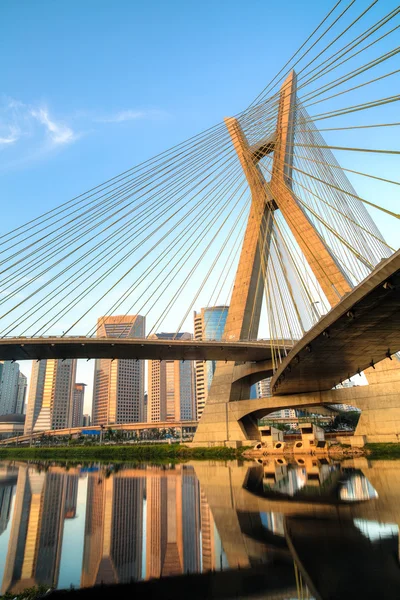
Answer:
top-left (354, 519), bottom-right (398, 542)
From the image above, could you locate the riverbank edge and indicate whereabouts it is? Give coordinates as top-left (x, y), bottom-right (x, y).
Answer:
top-left (0, 442), bottom-right (398, 461)
top-left (0, 443), bottom-right (252, 461)
top-left (365, 443), bottom-right (400, 459)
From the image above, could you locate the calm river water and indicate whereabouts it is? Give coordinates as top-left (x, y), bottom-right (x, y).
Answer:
top-left (0, 458), bottom-right (399, 599)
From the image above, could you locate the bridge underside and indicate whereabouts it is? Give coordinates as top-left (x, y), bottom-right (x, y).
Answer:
top-left (272, 250), bottom-right (400, 395)
top-left (0, 338), bottom-right (285, 363)
top-left (194, 356), bottom-right (400, 446)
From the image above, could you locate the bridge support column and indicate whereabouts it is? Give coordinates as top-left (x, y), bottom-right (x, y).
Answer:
top-left (352, 356), bottom-right (400, 445)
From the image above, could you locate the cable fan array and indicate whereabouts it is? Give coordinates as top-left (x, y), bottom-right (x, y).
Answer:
top-left (0, 0), bottom-right (398, 373)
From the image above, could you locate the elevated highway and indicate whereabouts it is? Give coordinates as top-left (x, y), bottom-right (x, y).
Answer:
top-left (272, 250), bottom-right (400, 395)
top-left (0, 337), bottom-right (289, 363)
top-left (0, 420), bottom-right (198, 446)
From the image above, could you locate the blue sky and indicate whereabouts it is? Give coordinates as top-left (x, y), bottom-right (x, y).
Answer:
top-left (1, 0), bottom-right (399, 409)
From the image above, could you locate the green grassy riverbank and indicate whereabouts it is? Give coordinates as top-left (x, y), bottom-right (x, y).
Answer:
top-left (0, 443), bottom-right (249, 461)
top-left (365, 443), bottom-right (400, 459)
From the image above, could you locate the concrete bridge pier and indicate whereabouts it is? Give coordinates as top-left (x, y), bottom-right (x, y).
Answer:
top-left (352, 357), bottom-right (400, 445)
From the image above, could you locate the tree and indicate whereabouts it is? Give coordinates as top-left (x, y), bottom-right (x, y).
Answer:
top-left (332, 411), bottom-right (360, 430)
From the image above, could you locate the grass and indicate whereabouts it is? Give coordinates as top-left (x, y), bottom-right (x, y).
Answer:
top-left (0, 443), bottom-right (250, 461)
top-left (2, 585), bottom-right (50, 600)
top-left (365, 443), bottom-right (400, 459)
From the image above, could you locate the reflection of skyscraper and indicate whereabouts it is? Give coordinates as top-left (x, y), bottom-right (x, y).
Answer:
top-left (182, 468), bottom-right (201, 573)
top-left (81, 473), bottom-right (144, 586)
top-left (92, 315), bottom-right (145, 425)
top-left (64, 476), bottom-right (79, 519)
top-left (24, 359), bottom-right (77, 434)
top-left (0, 484), bottom-right (15, 536)
top-left (148, 333), bottom-right (195, 422)
top-left (200, 488), bottom-right (216, 572)
top-left (146, 470), bottom-right (184, 578)
top-left (193, 307), bottom-right (229, 419)
top-left (2, 467), bottom-right (68, 593)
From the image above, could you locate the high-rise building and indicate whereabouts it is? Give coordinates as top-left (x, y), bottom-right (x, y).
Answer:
top-left (72, 383), bottom-right (86, 428)
top-left (92, 315), bottom-right (145, 425)
top-left (193, 307), bottom-right (229, 420)
top-left (256, 378), bottom-right (272, 399)
top-left (83, 414), bottom-right (91, 427)
top-left (24, 359), bottom-right (77, 434)
top-left (147, 333), bottom-right (195, 423)
top-left (16, 372), bottom-right (27, 415)
top-left (0, 362), bottom-right (20, 415)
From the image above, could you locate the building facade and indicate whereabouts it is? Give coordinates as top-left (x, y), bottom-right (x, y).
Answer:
top-left (24, 359), bottom-right (77, 434)
top-left (193, 307), bottom-right (229, 420)
top-left (92, 315), bottom-right (145, 426)
top-left (147, 333), bottom-right (195, 423)
top-left (16, 373), bottom-right (27, 415)
top-left (0, 362), bottom-right (20, 415)
top-left (83, 414), bottom-right (91, 427)
top-left (71, 383), bottom-right (86, 428)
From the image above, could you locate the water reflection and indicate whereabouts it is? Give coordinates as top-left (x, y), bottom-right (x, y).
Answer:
top-left (246, 457), bottom-right (378, 503)
top-left (0, 459), bottom-right (399, 599)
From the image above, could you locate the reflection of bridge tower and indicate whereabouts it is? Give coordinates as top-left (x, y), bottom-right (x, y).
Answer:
top-left (1, 467), bottom-right (67, 594)
top-left (81, 473), bottom-right (144, 586)
top-left (193, 70), bottom-right (394, 446)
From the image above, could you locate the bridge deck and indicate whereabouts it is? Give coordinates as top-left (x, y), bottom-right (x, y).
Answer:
top-left (271, 250), bottom-right (400, 395)
top-left (0, 338), bottom-right (290, 363)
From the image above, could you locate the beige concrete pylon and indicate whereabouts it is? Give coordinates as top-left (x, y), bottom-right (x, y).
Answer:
top-left (193, 71), bottom-right (353, 446)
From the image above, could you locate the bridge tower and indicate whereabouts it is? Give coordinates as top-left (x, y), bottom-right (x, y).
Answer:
top-left (194, 71), bottom-right (400, 445)
top-left (193, 71), bottom-right (357, 446)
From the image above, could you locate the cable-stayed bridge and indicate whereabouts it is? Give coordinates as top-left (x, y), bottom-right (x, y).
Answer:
top-left (1, 1), bottom-right (400, 445)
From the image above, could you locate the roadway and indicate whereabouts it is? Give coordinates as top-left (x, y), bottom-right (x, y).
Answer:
top-left (271, 249), bottom-right (400, 395)
top-left (0, 337), bottom-right (290, 363)
top-left (0, 420), bottom-right (198, 445)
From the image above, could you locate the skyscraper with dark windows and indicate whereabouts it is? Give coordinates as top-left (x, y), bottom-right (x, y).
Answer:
top-left (147, 332), bottom-right (195, 423)
top-left (72, 383), bottom-right (86, 428)
top-left (92, 315), bottom-right (145, 425)
top-left (193, 307), bottom-right (229, 419)
top-left (16, 372), bottom-right (27, 414)
top-left (0, 362), bottom-right (20, 415)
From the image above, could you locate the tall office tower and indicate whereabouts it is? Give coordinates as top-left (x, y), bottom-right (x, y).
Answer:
top-left (92, 315), bottom-right (145, 426)
top-left (0, 361), bottom-right (20, 415)
top-left (256, 378), bottom-right (272, 399)
top-left (2, 467), bottom-right (68, 594)
top-left (147, 333), bottom-right (195, 423)
top-left (82, 414), bottom-right (91, 427)
top-left (193, 306), bottom-right (229, 420)
top-left (15, 372), bottom-right (27, 414)
top-left (72, 383), bottom-right (86, 428)
top-left (81, 472), bottom-right (144, 586)
top-left (24, 359), bottom-right (77, 434)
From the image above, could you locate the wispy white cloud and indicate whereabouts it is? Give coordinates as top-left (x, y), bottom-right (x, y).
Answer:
top-left (95, 108), bottom-right (168, 124)
top-left (0, 126), bottom-right (19, 145)
top-left (30, 107), bottom-right (78, 145)
top-left (0, 97), bottom-right (80, 171)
